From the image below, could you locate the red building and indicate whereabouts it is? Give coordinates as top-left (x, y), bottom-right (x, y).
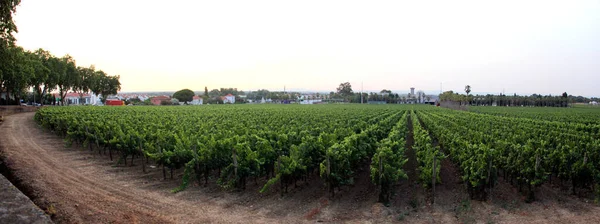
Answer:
top-left (150, 96), bottom-right (171, 105)
top-left (105, 99), bottom-right (124, 106)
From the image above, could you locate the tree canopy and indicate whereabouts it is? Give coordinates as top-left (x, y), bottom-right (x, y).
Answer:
top-left (336, 82), bottom-right (354, 102)
top-left (0, 0), bottom-right (21, 104)
top-left (0, 0), bottom-right (20, 43)
top-left (336, 82), bottom-right (353, 96)
top-left (173, 89), bottom-right (195, 104)
top-left (203, 86), bottom-right (209, 100)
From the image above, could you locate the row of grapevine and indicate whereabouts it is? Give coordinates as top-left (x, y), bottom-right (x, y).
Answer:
top-left (470, 106), bottom-right (600, 128)
top-left (370, 110), bottom-right (409, 203)
top-left (417, 110), bottom-right (496, 200)
top-left (419, 107), bottom-right (600, 201)
top-left (34, 105), bottom-right (404, 195)
top-left (319, 110), bottom-right (404, 196)
top-left (411, 110), bottom-right (443, 189)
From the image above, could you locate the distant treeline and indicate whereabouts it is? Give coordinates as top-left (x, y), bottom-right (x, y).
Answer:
top-left (440, 91), bottom-right (598, 107)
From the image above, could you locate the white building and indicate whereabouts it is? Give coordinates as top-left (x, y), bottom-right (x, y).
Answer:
top-left (191, 96), bottom-right (203, 105)
top-left (64, 92), bottom-right (101, 105)
top-left (222, 94), bottom-right (235, 104)
top-left (300, 99), bottom-right (322, 104)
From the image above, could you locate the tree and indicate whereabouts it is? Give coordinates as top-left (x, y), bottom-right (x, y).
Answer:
top-left (0, 0), bottom-right (21, 104)
top-left (380, 89), bottom-right (392, 95)
top-left (55, 54), bottom-right (77, 105)
top-left (0, 0), bottom-right (21, 43)
top-left (173, 89), bottom-right (195, 104)
top-left (465, 85), bottom-right (471, 96)
top-left (204, 86), bottom-right (209, 100)
top-left (336, 82), bottom-right (354, 102)
top-left (219, 88), bottom-right (240, 96)
top-left (100, 75), bottom-right (121, 103)
top-left (90, 70), bottom-right (121, 104)
top-left (29, 49), bottom-right (52, 104)
top-left (247, 89), bottom-right (270, 101)
top-left (3, 46), bottom-right (30, 104)
top-left (73, 65), bottom-right (95, 104)
top-left (209, 89), bottom-right (221, 97)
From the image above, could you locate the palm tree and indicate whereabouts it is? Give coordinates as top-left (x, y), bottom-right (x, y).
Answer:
top-left (465, 85), bottom-right (471, 96)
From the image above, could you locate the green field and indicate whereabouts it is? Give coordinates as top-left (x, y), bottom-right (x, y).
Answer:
top-left (35, 104), bottom-right (600, 202)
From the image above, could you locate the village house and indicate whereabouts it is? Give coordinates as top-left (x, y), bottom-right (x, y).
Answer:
top-left (221, 94), bottom-right (235, 104)
top-left (191, 96), bottom-right (203, 105)
top-left (298, 95), bottom-right (323, 104)
top-left (150, 96), bottom-right (171, 105)
top-left (57, 92), bottom-right (101, 105)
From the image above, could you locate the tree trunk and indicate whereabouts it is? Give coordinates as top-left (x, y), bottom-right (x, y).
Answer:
top-left (6, 89), bottom-right (10, 105)
top-left (0, 83), bottom-right (4, 105)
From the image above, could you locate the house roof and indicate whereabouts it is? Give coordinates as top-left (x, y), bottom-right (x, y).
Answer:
top-left (152, 96), bottom-right (170, 100)
top-left (65, 92), bottom-right (91, 98)
top-left (193, 96), bottom-right (201, 100)
top-left (225, 94), bottom-right (234, 97)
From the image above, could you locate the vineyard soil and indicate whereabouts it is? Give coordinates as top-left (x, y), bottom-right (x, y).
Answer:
top-left (1, 112), bottom-right (600, 223)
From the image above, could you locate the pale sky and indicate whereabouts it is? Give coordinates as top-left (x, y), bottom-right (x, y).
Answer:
top-left (13, 0), bottom-right (600, 96)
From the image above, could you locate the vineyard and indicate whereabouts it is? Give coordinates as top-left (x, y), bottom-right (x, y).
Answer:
top-left (34, 104), bottom-right (600, 205)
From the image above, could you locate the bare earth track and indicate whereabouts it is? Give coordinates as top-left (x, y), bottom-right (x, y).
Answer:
top-left (1, 112), bottom-right (600, 223)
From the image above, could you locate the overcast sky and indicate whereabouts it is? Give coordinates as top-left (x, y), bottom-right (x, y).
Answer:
top-left (13, 0), bottom-right (600, 96)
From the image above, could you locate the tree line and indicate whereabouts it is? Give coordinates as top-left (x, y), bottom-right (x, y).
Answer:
top-left (440, 89), bottom-right (599, 107)
top-left (1, 0), bottom-right (121, 105)
top-left (331, 82), bottom-right (433, 104)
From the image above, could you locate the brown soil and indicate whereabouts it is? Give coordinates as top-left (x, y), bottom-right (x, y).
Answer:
top-left (0, 105), bottom-right (40, 117)
top-left (1, 112), bottom-right (600, 223)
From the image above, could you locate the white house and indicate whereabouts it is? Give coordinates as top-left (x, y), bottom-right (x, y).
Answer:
top-left (137, 95), bottom-right (149, 101)
top-left (64, 92), bottom-right (101, 105)
top-left (222, 94), bottom-right (235, 104)
top-left (300, 99), bottom-right (322, 105)
top-left (191, 96), bottom-right (203, 105)
top-left (590, 101), bottom-right (598, 105)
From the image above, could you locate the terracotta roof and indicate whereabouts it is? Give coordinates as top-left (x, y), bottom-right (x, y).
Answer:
top-left (225, 94), bottom-right (234, 97)
top-left (65, 92), bottom-right (91, 98)
top-left (152, 96), bottom-right (170, 100)
top-left (193, 96), bottom-right (201, 100)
